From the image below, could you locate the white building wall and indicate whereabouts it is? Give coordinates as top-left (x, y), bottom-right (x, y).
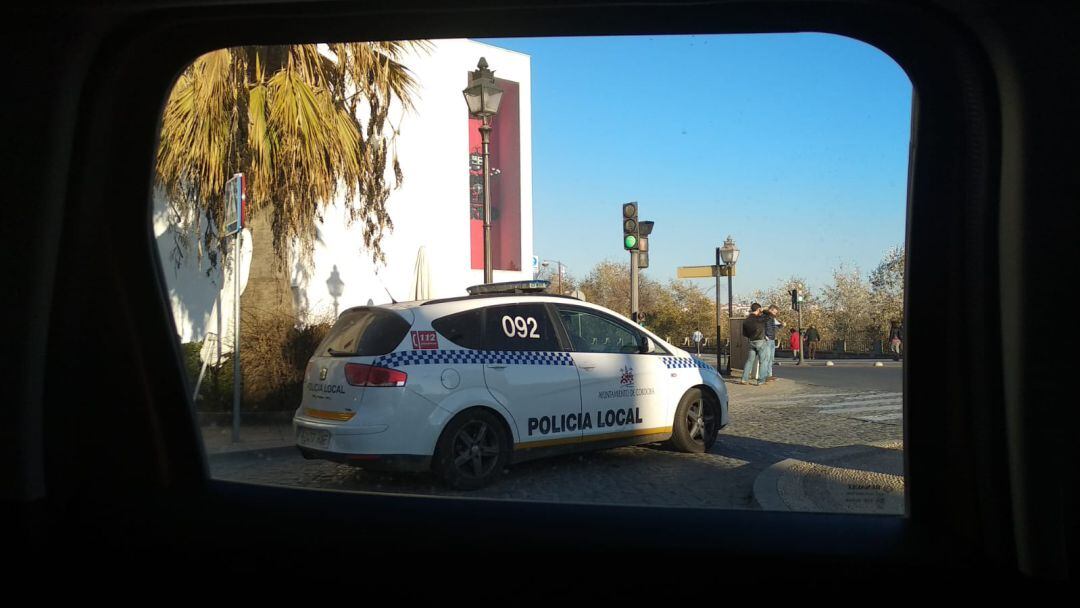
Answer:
top-left (154, 40), bottom-right (533, 343)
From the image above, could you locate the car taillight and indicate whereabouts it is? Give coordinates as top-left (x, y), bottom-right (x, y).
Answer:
top-left (344, 363), bottom-right (407, 387)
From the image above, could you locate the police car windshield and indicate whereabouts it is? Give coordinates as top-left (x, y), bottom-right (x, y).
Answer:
top-left (318, 308), bottom-right (412, 357)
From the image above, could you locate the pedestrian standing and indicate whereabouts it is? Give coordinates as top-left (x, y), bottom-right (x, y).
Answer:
top-left (739, 303), bottom-right (769, 385)
top-left (806, 325), bottom-right (821, 360)
top-left (889, 321), bottom-right (903, 361)
top-left (763, 305), bottom-right (784, 382)
top-left (789, 328), bottom-right (802, 363)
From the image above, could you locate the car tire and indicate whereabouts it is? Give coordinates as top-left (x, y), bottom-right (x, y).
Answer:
top-left (433, 408), bottom-right (511, 490)
top-left (670, 388), bottom-right (719, 454)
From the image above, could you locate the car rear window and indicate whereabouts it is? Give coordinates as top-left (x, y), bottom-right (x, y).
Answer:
top-left (432, 309), bottom-right (484, 350)
top-left (317, 308), bottom-right (411, 356)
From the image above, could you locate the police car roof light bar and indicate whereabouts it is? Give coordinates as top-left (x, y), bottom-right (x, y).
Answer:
top-left (467, 280), bottom-right (551, 296)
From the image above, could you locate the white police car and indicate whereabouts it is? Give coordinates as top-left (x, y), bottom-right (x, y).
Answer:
top-left (293, 281), bottom-right (729, 489)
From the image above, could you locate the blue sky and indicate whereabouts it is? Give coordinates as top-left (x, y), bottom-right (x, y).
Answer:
top-left (479, 34), bottom-right (912, 298)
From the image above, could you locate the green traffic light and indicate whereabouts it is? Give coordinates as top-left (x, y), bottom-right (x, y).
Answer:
top-left (624, 235), bottom-right (637, 249)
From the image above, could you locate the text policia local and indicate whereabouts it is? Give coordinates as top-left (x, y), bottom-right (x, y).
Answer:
top-left (528, 407), bottom-right (645, 436)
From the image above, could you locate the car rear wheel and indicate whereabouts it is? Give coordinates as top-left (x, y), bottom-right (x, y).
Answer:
top-left (670, 388), bottom-right (719, 453)
top-left (433, 409), bottom-right (510, 490)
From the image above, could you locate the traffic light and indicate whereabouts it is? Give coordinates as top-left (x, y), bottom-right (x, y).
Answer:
top-left (791, 288), bottom-right (800, 311)
top-left (622, 202), bottom-right (639, 250)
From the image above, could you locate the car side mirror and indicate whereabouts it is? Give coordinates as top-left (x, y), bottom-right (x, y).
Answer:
top-left (639, 335), bottom-right (654, 354)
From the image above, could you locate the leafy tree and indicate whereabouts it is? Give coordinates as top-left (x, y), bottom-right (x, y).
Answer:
top-left (156, 42), bottom-right (424, 319)
top-left (870, 245), bottom-right (905, 330)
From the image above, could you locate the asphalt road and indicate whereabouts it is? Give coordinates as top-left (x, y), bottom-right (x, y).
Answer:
top-left (770, 359), bottom-right (902, 392)
top-left (697, 354), bottom-right (903, 393)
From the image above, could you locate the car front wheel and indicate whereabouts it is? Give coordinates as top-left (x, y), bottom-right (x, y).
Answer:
top-left (670, 388), bottom-right (719, 453)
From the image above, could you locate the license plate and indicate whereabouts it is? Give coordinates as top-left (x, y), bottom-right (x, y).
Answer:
top-left (297, 428), bottom-right (330, 449)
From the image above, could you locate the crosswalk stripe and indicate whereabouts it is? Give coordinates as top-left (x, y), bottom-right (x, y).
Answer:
top-left (735, 389), bottom-right (906, 424)
top-left (814, 397), bottom-right (903, 408)
top-left (821, 405), bottom-right (902, 415)
top-left (739, 393), bottom-right (863, 405)
top-left (861, 413), bottom-right (904, 422)
top-left (749, 392), bottom-right (863, 400)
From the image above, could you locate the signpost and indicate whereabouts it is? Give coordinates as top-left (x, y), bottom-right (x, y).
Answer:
top-left (692, 330), bottom-right (703, 355)
top-left (678, 260), bottom-right (735, 374)
top-left (224, 173), bottom-right (246, 442)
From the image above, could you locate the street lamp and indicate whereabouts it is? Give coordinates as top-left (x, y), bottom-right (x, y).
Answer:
top-left (463, 57), bottom-right (503, 284)
top-left (719, 235), bottom-right (740, 376)
top-left (540, 259), bottom-right (565, 294)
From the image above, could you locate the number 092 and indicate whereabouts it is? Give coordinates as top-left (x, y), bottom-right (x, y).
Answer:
top-left (502, 315), bottom-right (540, 339)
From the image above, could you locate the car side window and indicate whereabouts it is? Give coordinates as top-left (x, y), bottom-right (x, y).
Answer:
top-left (431, 309), bottom-right (484, 350)
top-left (482, 304), bottom-right (561, 352)
top-left (556, 307), bottom-right (642, 355)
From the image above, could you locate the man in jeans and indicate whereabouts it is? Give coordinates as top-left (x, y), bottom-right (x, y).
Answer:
top-left (762, 305), bottom-right (785, 382)
top-left (740, 303), bottom-right (769, 385)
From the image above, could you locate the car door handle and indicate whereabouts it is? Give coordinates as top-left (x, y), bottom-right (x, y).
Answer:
top-left (581, 365), bottom-right (596, 371)
top-left (489, 365), bottom-right (508, 370)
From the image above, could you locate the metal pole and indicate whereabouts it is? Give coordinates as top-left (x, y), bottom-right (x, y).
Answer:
top-left (481, 118), bottom-right (493, 284)
top-left (715, 247), bottom-right (721, 362)
top-left (630, 250), bottom-right (639, 323)
top-left (232, 231), bottom-right (241, 443)
top-left (558, 261), bottom-right (562, 294)
top-left (726, 269), bottom-right (734, 376)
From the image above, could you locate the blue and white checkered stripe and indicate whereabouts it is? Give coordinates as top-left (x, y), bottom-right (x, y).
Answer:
top-left (375, 350), bottom-right (575, 368)
top-left (662, 356), bottom-right (714, 370)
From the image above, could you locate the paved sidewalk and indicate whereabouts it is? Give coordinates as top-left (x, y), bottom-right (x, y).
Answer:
top-left (200, 418), bottom-right (295, 455)
top-left (719, 371), bottom-right (905, 514)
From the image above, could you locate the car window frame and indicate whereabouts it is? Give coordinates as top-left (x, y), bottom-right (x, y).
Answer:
top-left (554, 304), bottom-right (670, 356)
top-left (431, 307), bottom-right (485, 350)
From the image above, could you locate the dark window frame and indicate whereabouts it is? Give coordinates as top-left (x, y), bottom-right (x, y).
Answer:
top-left (18, 0), bottom-right (1067, 582)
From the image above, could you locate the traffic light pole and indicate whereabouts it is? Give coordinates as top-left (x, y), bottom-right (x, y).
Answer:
top-left (630, 250), bottom-right (640, 323)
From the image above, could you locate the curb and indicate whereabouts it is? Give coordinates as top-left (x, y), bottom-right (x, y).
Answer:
top-left (752, 459), bottom-right (795, 511)
top-left (752, 442), bottom-right (904, 514)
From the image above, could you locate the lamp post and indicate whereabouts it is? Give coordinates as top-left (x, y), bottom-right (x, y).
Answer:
top-left (541, 260), bottom-right (565, 294)
top-left (463, 58), bottom-right (504, 284)
top-left (719, 235), bottom-right (740, 376)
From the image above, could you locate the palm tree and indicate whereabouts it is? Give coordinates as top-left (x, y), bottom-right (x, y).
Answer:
top-left (155, 42), bottom-right (424, 321)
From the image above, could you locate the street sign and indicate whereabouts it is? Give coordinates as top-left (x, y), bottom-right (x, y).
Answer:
top-left (678, 265), bottom-right (718, 278)
top-left (223, 173), bottom-right (246, 236)
top-left (532, 255), bottom-right (540, 275)
top-left (677, 265), bottom-right (736, 278)
top-left (692, 331), bottom-right (703, 344)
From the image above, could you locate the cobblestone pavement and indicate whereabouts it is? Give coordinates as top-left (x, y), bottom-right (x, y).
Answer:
top-left (208, 377), bottom-right (903, 510)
